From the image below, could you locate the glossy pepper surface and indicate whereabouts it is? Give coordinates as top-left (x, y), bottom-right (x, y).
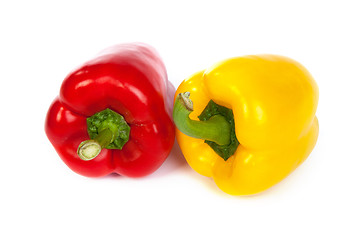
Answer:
top-left (45, 43), bottom-right (175, 177)
top-left (173, 55), bottom-right (319, 195)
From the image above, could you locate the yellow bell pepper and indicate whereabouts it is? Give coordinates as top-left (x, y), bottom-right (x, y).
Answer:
top-left (173, 55), bottom-right (319, 195)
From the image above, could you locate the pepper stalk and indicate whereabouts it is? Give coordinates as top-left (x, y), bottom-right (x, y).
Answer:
top-left (173, 92), bottom-right (231, 146)
top-left (77, 108), bottom-right (130, 160)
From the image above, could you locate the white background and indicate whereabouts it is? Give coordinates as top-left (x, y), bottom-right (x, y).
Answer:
top-left (1, 0), bottom-right (359, 239)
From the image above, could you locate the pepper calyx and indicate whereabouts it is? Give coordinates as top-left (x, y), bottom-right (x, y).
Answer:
top-left (77, 108), bottom-right (130, 160)
top-left (198, 100), bottom-right (240, 160)
top-left (87, 108), bottom-right (130, 150)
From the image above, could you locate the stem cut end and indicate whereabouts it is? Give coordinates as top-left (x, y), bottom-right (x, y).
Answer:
top-left (77, 140), bottom-right (102, 161)
top-left (178, 92), bottom-right (193, 111)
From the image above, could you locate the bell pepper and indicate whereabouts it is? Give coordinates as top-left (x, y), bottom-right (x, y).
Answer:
top-left (173, 55), bottom-right (319, 195)
top-left (45, 43), bottom-right (175, 177)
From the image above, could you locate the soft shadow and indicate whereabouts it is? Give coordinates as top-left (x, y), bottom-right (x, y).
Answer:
top-left (102, 172), bottom-right (123, 179)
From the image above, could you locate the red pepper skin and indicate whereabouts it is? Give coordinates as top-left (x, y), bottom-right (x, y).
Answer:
top-left (45, 43), bottom-right (175, 177)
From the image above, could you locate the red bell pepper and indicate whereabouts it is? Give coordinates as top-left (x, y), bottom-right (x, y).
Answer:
top-left (45, 43), bottom-right (175, 177)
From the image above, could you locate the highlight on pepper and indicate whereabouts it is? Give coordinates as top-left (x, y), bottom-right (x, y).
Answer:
top-left (173, 55), bottom-right (319, 195)
top-left (45, 43), bottom-right (175, 178)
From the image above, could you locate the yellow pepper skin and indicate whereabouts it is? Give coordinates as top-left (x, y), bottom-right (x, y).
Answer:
top-left (174, 55), bottom-right (319, 195)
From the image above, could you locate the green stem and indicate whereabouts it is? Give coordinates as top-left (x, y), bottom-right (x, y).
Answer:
top-left (173, 92), bottom-right (231, 146)
top-left (77, 128), bottom-right (114, 160)
top-left (77, 108), bottom-right (131, 161)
